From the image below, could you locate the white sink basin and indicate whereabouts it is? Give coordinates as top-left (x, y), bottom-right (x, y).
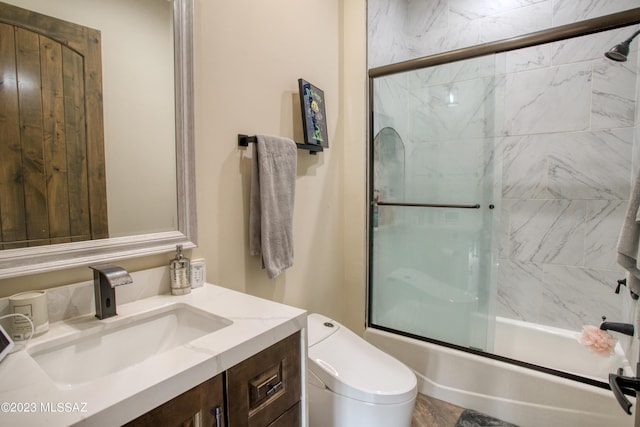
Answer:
top-left (28, 303), bottom-right (232, 389)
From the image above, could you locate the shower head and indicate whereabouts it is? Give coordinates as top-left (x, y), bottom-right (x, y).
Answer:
top-left (605, 41), bottom-right (630, 61)
top-left (605, 29), bottom-right (640, 62)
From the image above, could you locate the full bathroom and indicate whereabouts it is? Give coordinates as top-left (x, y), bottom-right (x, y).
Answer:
top-left (0, 1), bottom-right (639, 427)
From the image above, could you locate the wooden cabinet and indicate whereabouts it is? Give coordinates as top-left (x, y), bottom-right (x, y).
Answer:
top-left (124, 331), bottom-right (301, 427)
top-left (266, 402), bottom-right (301, 427)
top-left (124, 374), bottom-right (225, 427)
top-left (226, 331), bottom-right (301, 427)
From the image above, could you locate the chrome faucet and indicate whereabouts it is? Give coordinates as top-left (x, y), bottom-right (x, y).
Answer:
top-left (90, 264), bottom-right (133, 319)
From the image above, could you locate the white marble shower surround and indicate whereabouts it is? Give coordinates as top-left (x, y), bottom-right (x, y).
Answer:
top-left (368, 0), bottom-right (640, 69)
top-left (369, 0), bottom-right (640, 332)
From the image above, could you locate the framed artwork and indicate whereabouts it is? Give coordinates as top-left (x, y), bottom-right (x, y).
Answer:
top-left (298, 78), bottom-right (329, 148)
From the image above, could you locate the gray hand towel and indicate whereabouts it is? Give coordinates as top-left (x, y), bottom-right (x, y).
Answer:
top-left (617, 171), bottom-right (640, 294)
top-left (249, 135), bottom-right (297, 278)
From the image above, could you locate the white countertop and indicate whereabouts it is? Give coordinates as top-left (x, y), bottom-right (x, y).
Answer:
top-left (0, 283), bottom-right (307, 426)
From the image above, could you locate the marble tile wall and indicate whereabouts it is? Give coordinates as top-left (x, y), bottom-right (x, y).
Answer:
top-left (369, 1), bottom-right (640, 332)
top-left (368, 0), bottom-right (639, 69)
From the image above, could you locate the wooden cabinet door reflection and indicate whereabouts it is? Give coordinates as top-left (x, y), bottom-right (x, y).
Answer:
top-left (0, 2), bottom-right (107, 249)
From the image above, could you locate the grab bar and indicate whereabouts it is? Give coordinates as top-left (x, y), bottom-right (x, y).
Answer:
top-left (374, 201), bottom-right (483, 209)
top-left (609, 363), bottom-right (640, 415)
top-left (609, 367), bottom-right (639, 415)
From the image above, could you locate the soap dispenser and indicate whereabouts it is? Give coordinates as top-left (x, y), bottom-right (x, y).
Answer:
top-left (170, 245), bottom-right (191, 295)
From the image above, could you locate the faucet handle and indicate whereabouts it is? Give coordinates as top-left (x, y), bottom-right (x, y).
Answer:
top-left (614, 278), bottom-right (639, 300)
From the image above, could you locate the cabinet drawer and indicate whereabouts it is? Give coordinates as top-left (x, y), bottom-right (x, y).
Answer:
top-left (268, 402), bottom-right (300, 427)
top-left (226, 332), bottom-right (301, 427)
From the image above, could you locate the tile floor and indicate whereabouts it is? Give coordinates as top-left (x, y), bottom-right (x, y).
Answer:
top-left (412, 394), bottom-right (519, 427)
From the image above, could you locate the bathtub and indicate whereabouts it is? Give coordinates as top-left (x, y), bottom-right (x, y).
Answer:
top-left (365, 317), bottom-right (636, 427)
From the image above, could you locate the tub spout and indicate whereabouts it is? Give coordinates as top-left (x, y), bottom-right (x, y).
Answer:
top-left (600, 318), bottom-right (635, 337)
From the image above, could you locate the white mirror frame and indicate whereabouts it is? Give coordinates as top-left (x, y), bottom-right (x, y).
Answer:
top-left (0, 0), bottom-right (196, 279)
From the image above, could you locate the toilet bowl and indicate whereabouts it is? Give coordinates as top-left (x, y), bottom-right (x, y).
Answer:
top-left (307, 313), bottom-right (417, 427)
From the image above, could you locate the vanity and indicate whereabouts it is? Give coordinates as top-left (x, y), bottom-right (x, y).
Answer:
top-left (125, 331), bottom-right (301, 427)
top-left (0, 1), bottom-right (306, 425)
top-left (0, 267), bottom-right (307, 426)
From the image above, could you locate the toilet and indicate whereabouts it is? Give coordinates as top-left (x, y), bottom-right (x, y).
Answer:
top-left (306, 313), bottom-right (417, 427)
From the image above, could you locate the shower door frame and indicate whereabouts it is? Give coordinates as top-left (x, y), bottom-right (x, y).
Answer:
top-left (366, 7), bottom-right (640, 390)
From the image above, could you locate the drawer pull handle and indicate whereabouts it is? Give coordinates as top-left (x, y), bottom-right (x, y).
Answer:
top-left (248, 366), bottom-right (284, 407)
top-left (210, 406), bottom-right (223, 427)
top-left (266, 381), bottom-right (283, 396)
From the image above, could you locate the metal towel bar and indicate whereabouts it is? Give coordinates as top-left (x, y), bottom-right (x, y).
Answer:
top-left (238, 134), bottom-right (323, 154)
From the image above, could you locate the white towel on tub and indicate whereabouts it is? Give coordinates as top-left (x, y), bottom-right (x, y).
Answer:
top-left (249, 135), bottom-right (297, 278)
top-left (617, 170), bottom-right (640, 295)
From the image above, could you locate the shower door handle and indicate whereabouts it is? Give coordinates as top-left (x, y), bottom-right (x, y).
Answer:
top-left (609, 371), bottom-right (640, 415)
top-left (374, 201), bottom-right (481, 209)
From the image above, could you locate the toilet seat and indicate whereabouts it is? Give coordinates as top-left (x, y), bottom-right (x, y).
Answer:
top-left (307, 313), bottom-right (417, 405)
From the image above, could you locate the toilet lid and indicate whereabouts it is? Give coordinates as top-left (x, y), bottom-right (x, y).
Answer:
top-left (307, 313), bottom-right (417, 405)
top-left (307, 313), bottom-right (340, 346)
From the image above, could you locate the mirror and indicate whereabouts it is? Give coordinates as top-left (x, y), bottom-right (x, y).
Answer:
top-left (0, 0), bottom-right (196, 278)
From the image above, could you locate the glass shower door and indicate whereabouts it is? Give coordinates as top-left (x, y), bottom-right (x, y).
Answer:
top-left (368, 57), bottom-right (500, 351)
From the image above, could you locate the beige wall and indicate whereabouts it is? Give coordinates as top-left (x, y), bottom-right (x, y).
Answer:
top-left (0, 0), bottom-right (368, 333)
top-left (192, 0), bottom-right (367, 332)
